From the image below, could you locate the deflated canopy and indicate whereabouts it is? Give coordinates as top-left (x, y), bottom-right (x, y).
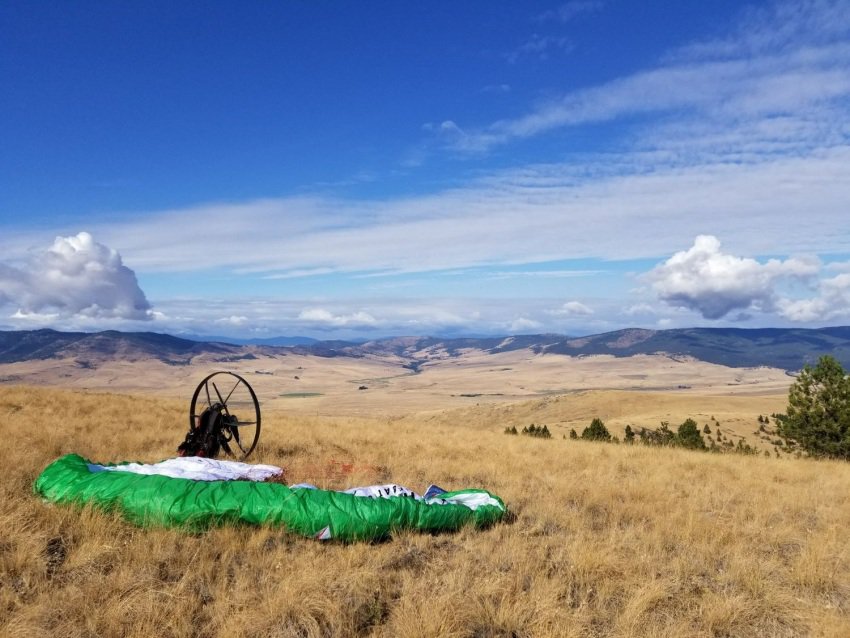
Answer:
top-left (34, 454), bottom-right (507, 542)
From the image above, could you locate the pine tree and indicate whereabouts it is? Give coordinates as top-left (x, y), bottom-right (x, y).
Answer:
top-left (677, 418), bottom-right (707, 450)
top-left (778, 355), bottom-right (850, 459)
top-left (581, 417), bottom-right (612, 442)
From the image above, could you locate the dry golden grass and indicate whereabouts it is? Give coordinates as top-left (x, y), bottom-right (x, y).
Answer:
top-left (3, 384), bottom-right (850, 637)
top-left (407, 389), bottom-right (791, 454)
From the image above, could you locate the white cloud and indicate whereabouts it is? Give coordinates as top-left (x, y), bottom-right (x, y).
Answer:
top-left (489, 270), bottom-right (603, 280)
top-left (297, 308), bottom-right (379, 329)
top-left (261, 267), bottom-right (335, 280)
top-left (624, 302), bottom-right (660, 316)
top-left (548, 301), bottom-right (594, 316)
top-left (0, 232), bottom-right (152, 321)
top-left (216, 315), bottom-right (249, 326)
top-left (646, 235), bottom-right (819, 319)
top-left (509, 317), bottom-right (543, 333)
top-left (778, 273), bottom-right (850, 321)
top-left (10, 309), bottom-right (60, 322)
top-left (826, 261), bottom-right (850, 273)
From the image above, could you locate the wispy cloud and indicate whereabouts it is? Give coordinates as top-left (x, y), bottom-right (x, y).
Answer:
top-left (670, 0), bottom-right (850, 61)
top-left (46, 147), bottom-right (846, 278)
top-left (261, 267), bottom-right (336, 280)
top-left (536, 1), bottom-right (605, 24)
top-left (505, 34), bottom-right (574, 64)
top-left (482, 84), bottom-right (511, 94)
top-left (450, 0), bottom-right (850, 153)
top-left (488, 270), bottom-right (605, 280)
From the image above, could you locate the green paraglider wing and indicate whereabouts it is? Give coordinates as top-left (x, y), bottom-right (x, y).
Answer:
top-left (34, 454), bottom-right (506, 541)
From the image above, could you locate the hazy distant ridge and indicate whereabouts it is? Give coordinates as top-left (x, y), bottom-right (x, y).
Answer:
top-left (342, 327), bottom-right (850, 370)
top-left (2, 327), bottom-right (850, 371)
top-left (0, 329), bottom-right (233, 365)
top-left (530, 327), bottom-right (850, 370)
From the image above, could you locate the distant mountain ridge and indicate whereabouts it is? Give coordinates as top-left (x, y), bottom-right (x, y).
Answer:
top-left (1, 327), bottom-right (850, 371)
top-left (338, 327), bottom-right (850, 370)
top-left (525, 327), bottom-right (850, 370)
top-left (181, 334), bottom-right (319, 347)
top-left (0, 329), bottom-right (235, 366)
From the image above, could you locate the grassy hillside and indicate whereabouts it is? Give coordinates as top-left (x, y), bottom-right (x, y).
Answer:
top-left (408, 389), bottom-right (790, 454)
top-left (2, 386), bottom-right (850, 637)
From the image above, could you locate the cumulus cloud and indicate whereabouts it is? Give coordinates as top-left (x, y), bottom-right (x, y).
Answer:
top-left (826, 261), bottom-right (850, 273)
top-left (547, 301), bottom-right (594, 316)
top-left (646, 235), bottom-right (819, 319)
top-left (0, 232), bottom-right (152, 320)
top-left (778, 273), bottom-right (850, 321)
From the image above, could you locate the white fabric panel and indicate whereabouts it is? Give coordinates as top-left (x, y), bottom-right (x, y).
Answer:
top-left (88, 456), bottom-right (283, 482)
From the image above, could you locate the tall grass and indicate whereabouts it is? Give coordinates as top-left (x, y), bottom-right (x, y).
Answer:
top-left (1, 385), bottom-right (849, 637)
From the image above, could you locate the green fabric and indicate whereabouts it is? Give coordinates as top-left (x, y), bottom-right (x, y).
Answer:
top-left (34, 454), bottom-right (506, 541)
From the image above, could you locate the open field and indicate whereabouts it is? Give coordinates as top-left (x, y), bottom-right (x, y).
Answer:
top-left (0, 349), bottom-right (793, 416)
top-left (0, 349), bottom-right (793, 454)
top-left (3, 383), bottom-right (850, 637)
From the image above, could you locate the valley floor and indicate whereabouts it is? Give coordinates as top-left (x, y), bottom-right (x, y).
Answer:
top-left (0, 349), bottom-right (793, 415)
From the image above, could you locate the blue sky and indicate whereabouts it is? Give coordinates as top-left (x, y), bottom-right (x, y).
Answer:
top-left (2, 0), bottom-right (850, 339)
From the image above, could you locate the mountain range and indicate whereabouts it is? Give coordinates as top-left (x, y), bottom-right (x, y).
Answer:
top-left (2, 327), bottom-right (850, 371)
